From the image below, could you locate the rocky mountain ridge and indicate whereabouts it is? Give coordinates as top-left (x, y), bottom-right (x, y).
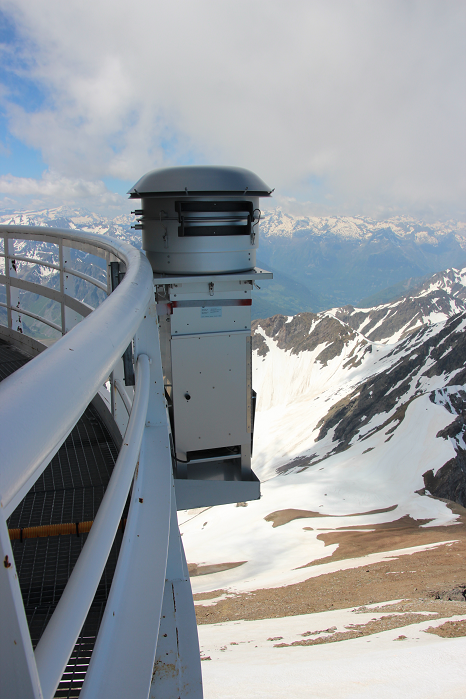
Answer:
top-left (333, 268), bottom-right (466, 342)
top-left (251, 271), bottom-right (466, 508)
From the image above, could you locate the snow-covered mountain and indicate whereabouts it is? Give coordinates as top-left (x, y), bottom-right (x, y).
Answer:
top-left (0, 207), bottom-right (141, 337)
top-left (262, 209), bottom-right (466, 243)
top-left (0, 206), bottom-right (140, 248)
top-left (180, 274), bottom-right (466, 598)
top-left (333, 267), bottom-right (466, 342)
top-left (185, 283), bottom-right (466, 695)
top-left (251, 309), bottom-right (466, 497)
top-left (259, 209), bottom-right (466, 312)
top-left (3, 206), bottom-right (466, 318)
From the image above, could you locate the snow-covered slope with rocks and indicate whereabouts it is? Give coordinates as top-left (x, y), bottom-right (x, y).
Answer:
top-left (180, 287), bottom-right (466, 693)
top-left (180, 285), bottom-right (466, 597)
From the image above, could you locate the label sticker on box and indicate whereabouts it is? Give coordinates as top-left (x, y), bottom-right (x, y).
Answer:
top-left (201, 306), bottom-right (222, 318)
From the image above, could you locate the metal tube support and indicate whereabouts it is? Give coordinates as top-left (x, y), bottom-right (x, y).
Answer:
top-left (150, 486), bottom-right (203, 699)
top-left (114, 377), bottom-right (133, 415)
top-left (0, 509), bottom-right (43, 699)
top-left (112, 359), bottom-right (130, 435)
top-left (63, 245), bottom-right (82, 333)
top-left (34, 354), bottom-right (151, 699)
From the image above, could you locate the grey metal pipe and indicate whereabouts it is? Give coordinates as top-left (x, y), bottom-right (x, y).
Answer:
top-left (114, 378), bottom-right (133, 414)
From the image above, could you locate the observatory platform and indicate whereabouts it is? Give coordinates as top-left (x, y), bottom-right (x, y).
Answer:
top-left (0, 165), bottom-right (273, 698)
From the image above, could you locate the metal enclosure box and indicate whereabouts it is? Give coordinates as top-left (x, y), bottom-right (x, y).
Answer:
top-left (129, 166), bottom-right (273, 509)
top-left (171, 333), bottom-right (249, 456)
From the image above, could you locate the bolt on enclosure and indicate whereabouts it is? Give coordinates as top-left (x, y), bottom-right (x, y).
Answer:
top-left (129, 166), bottom-right (273, 509)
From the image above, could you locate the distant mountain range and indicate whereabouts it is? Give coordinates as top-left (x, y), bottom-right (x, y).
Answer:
top-left (258, 210), bottom-right (466, 315)
top-left (2, 206), bottom-right (465, 319)
top-left (0, 207), bottom-right (141, 248)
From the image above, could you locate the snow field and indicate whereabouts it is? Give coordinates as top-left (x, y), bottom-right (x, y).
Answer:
top-left (199, 611), bottom-right (466, 699)
top-left (182, 391), bottom-right (457, 595)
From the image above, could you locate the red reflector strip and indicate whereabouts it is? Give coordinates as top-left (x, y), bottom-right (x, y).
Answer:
top-left (171, 299), bottom-right (252, 309)
top-left (156, 302), bottom-right (173, 315)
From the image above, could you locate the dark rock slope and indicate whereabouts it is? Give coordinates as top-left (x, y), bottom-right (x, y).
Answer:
top-left (252, 313), bottom-right (361, 366)
top-left (423, 390), bottom-right (466, 508)
top-left (334, 268), bottom-right (466, 343)
top-left (252, 298), bottom-right (466, 508)
top-left (315, 313), bottom-right (466, 453)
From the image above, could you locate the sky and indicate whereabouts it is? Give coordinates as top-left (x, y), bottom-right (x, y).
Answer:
top-left (0, 0), bottom-right (464, 219)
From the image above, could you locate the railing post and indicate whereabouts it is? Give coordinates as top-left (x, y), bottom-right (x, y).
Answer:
top-left (58, 239), bottom-right (66, 335)
top-left (0, 509), bottom-right (43, 699)
top-left (5, 237), bottom-right (23, 334)
top-left (150, 486), bottom-right (203, 698)
top-left (62, 244), bottom-right (81, 333)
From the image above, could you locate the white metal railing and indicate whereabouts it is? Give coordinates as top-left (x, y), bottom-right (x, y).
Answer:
top-left (35, 354), bottom-right (151, 699)
top-left (0, 225), bottom-right (189, 699)
top-left (0, 225), bottom-right (154, 515)
top-left (0, 226), bottom-right (116, 338)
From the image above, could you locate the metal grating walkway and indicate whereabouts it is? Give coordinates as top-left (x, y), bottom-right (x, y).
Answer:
top-left (1, 338), bottom-right (122, 698)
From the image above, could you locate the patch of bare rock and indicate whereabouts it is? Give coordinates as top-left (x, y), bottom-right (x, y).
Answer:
top-left (425, 619), bottom-right (466, 638)
top-left (194, 514), bottom-right (466, 633)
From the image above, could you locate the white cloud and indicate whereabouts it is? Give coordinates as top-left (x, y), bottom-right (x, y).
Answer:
top-left (0, 171), bottom-right (128, 214)
top-left (0, 0), bottom-right (465, 217)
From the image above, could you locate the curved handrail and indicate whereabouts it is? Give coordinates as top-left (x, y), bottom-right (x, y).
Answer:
top-left (0, 225), bottom-right (154, 518)
top-left (35, 354), bottom-right (151, 699)
top-left (0, 224), bottom-right (124, 336)
top-left (0, 223), bottom-right (202, 699)
top-left (0, 223), bottom-right (132, 258)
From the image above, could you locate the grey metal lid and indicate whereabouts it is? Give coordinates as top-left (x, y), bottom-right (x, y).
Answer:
top-left (128, 166), bottom-right (273, 198)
